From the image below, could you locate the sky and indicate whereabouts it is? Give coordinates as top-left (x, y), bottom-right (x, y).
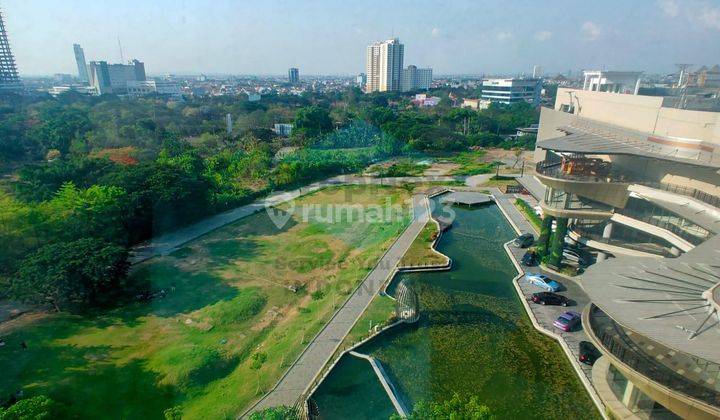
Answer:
top-left (4, 0), bottom-right (720, 76)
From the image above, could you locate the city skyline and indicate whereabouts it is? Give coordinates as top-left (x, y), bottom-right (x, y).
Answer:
top-left (4, 0), bottom-right (720, 76)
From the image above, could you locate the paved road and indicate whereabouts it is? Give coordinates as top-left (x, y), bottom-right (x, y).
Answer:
top-left (244, 194), bottom-right (429, 416)
top-left (492, 190), bottom-right (596, 391)
top-left (130, 175), bottom-right (456, 264)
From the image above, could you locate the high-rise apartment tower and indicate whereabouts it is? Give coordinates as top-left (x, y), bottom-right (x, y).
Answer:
top-left (365, 38), bottom-right (404, 92)
top-left (0, 9), bottom-right (21, 93)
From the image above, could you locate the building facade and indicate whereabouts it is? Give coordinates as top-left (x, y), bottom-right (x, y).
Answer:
top-left (481, 78), bottom-right (541, 105)
top-left (288, 67), bottom-right (299, 85)
top-left (89, 59), bottom-right (146, 95)
top-left (401, 65), bottom-right (432, 92)
top-left (73, 44), bottom-right (89, 83)
top-left (365, 38), bottom-right (404, 92)
top-left (0, 10), bottom-right (21, 93)
top-left (533, 88), bottom-right (720, 419)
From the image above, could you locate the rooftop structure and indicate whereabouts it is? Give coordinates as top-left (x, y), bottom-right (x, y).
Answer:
top-left (439, 192), bottom-right (493, 206)
top-left (582, 70), bottom-right (642, 95)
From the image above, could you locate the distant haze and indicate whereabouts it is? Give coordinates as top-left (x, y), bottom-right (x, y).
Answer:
top-left (5, 0), bottom-right (720, 76)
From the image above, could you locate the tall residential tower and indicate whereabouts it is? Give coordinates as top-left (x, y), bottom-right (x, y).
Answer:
top-left (365, 38), bottom-right (403, 92)
top-left (288, 67), bottom-right (299, 84)
top-left (0, 9), bottom-right (21, 93)
top-left (73, 44), bottom-right (89, 83)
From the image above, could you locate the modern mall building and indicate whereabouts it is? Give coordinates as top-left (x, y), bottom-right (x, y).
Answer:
top-left (534, 87), bottom-right (720, 419)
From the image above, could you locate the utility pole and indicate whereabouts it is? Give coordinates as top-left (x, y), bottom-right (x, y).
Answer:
top-left (520, 160), bottom-right (525, 177)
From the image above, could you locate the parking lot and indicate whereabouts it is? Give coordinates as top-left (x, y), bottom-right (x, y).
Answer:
top-left (497, 192), bottom-right (596, 385)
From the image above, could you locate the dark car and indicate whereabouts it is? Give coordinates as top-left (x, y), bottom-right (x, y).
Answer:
top-left (513, 233), bottom-right (534, 248)
top-left (521, 251), bottom-right (538, 266)
top-left (531, 292), bottom-right (570, 306)
top-left (579, 341), bottom-right (602, 365)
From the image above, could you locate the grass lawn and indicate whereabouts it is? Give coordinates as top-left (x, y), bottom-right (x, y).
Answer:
top-left (340, 294), bottom-right (397, 348)
top-left (0, 184), bottom-right (412, 419)
top-left (399, 221), bottom-right (448, 267)
top-left (448, 150), bottom-right (501, 176)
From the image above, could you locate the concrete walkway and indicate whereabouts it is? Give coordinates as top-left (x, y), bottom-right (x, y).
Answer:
top-left (244, 194), bottom-right (429, 416)
top-left (130, 175), bottom-right (456, 264)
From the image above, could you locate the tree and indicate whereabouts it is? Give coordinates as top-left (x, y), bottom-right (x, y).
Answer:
top-left (393, 394), bottom-right (494, 420)
top-left (10, 238), bottom-right (131, 311)
top-left (292, 106), bottom-right (333, 140)
top-left (0, 395), bottom-right (57, 420)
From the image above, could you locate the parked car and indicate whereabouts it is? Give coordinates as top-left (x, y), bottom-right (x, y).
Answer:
top-left (579, 341), bottom-right (602, 365)
top-left (525, 273), bottom-right (561, 292)
top-left (531, 292), bottom-right (571, 306)
top-left (513, 233), bottom-right (534, 248)
top-left (563, 249), bottom-right (591, 267)
top-left (553, 311), bottom-right (581, 332)
top-left (521, 251), bottom-right (538, 266)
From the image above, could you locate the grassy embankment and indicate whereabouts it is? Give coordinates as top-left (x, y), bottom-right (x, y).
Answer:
top-left (0, 184), bottom-right (412, 419)
top-left (514, 198), bottom-right (542, 231)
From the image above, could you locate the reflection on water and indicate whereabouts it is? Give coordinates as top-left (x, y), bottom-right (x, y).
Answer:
top-left (312, 197), bottom-right (599, 420)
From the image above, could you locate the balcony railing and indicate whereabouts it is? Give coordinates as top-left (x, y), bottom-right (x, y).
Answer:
top-left (570, 225), bottom-right (676, 257)
top-left (536, 161), bottom-right (629, 183)
top-left (536, 160), bottom-right (720, 209)
top-left (588, 305), bottom-right (720, 408)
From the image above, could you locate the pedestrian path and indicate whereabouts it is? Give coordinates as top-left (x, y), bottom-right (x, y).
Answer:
top-left (244, 195), bottom-right (429, 416)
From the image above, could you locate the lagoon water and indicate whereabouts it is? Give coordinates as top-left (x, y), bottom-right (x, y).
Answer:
top-left (312, 197), bottom-right (598, 419)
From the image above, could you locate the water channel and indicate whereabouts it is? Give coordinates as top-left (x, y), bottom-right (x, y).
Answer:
top-left (311, 197), bottom-right (599, 419)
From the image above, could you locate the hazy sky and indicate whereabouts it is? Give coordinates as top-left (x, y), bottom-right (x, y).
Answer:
top-left (5, 0), bottom-right (720, 76)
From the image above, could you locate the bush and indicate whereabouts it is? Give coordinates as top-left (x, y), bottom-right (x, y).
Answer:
top-left (0, 396), bottom-right (57, 420)
top-left (204, 289), bottom-right (266, 325)
top-left (249, 406), bottom-right (298, 420)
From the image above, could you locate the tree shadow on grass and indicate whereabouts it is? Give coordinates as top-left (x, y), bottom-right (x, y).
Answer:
top-left (0, 321), bottom-right (179, 419)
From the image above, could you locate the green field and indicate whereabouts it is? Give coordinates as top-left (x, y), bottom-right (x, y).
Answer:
top-left (0, 185), bottom-right (412, 419)
top-left (399, 221), bottom-right (449, 267)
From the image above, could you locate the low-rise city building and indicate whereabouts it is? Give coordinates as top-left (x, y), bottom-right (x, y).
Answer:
top-left (481, 78), bottom-right (542, 105)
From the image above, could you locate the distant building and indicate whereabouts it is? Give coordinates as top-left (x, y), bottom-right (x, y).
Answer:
top-left (366, 38), bottom-right (404, 92)
top-left (461, 98), bottom-right (491, 110)
top-left (247, 93), bottom-right (261, 102)
top-left (73, 44), bottom-right (89, 83)
top-left (126, 80), bottom-right (181, 98)
top-left (411, 93), bottom-right (440, 107)
top-left (582, 70), bottom-right (642, 94)
top-left (0, 10), bottom-right (22, 93)
top-left (356, 73), bottom-right (366, 88)
top-left (48, 85), bottom-right (95, 97)
top-left (694, 65), bottom-right (720, 88)
top-left (273, 123), bottom-right (293, 136)
top-left (515, 123), bottom-right (538, 137)
top-left (89, 59), bottom-right (146, 95)
top-left (288, 67), bottom-right (299, 84)
top-left (481, 78), bottom-right (542, 105)
top-left (532, 65), bottom-right (542, 78)
top-left (88, 61), bottom-right (112, 94)
top-left (402, 65), bottom-right (432, 92)
top-left (226, 113), bottom-right (233, 135)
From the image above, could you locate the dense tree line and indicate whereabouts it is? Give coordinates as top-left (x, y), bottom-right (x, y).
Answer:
top-left (0, 88), bottom-right (537, 311)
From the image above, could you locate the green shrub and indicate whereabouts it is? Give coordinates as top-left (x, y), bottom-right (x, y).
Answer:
top-left (204, 288), bottom-right (266, 325)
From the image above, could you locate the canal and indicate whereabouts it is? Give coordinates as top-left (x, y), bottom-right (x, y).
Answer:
top-left (311, 197), bottom-right (599, 419)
